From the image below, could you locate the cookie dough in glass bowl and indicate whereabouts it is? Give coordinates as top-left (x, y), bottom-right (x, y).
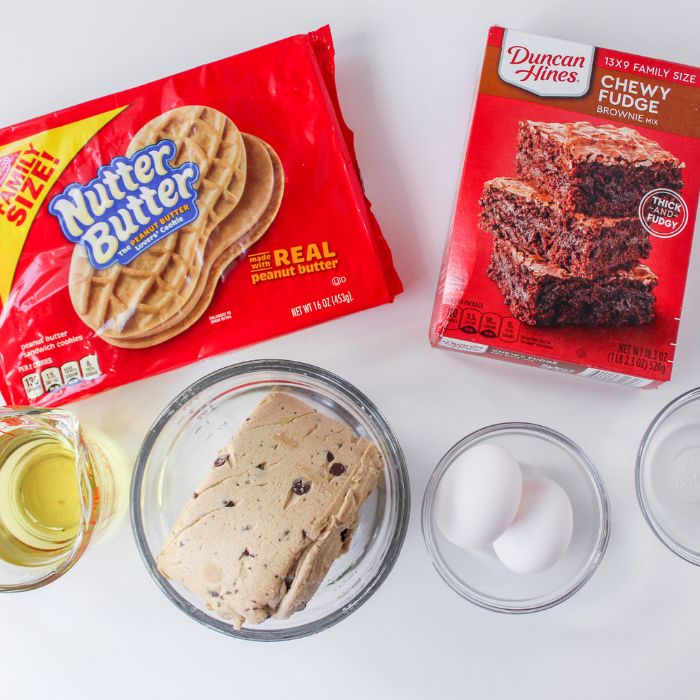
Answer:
top-left (131, 360), bottom-right (409, 641)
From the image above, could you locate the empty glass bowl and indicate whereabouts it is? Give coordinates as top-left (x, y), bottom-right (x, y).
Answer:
top-left (131, 360), bottom-right (409, 640)
top-left (422, 423), bottom-right (610, 613)
top-left (637, 388), bottom-right (700, 565)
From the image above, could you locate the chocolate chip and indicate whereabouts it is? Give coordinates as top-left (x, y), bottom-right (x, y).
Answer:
top-left (301, 529), bottom-right (307, 539)
top-left (326, 451), bottom-right (334, 462)
top-left (340, 528), bottom-right (350, 542)
top-left (208, 590), bottom-right (220, 598)
top-left (223, 500), bottom-right (235, 507)
top-left (330, 462), bottom-right (346, 477)
top-left (291, 478), bottom-right (311, 495)
top-left (214, 455), bottom-right (229, 467)
top-left (241, 548), bottom-right (251, 557)
top-left (193, 492), bottom-right (199, 499)
top-left (255, 462), bottom-right (266, 470)
top-left (284, 576), bottom-right (294, 590)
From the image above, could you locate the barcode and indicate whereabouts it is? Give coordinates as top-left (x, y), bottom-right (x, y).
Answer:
top-left (578, 368), bottom-right (652, 387)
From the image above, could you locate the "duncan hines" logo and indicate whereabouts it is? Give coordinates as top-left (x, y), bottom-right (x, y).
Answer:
top-left (49, 140), bottom-right (200, 269)
top-left (498, 29), bottom-right (595, 98)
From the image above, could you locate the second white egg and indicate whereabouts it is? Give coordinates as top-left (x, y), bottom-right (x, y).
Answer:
top-left (493, 478), bottom-right (574, 574)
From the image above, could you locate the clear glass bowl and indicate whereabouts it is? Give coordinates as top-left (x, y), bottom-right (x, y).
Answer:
top-left (422, 423), bottom-right (609, 613)
top-left (637, 388), bottom-right (700, 566)
top-left (131, 360), bottom-right (409, 640)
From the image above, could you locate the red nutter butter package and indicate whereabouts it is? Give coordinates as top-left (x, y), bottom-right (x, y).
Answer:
top-left (431, 26), bottom-right (700, 388)
top-left (0, 26), bottom-right (402, 406)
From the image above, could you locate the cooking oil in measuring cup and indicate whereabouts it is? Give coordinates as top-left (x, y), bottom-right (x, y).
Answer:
top-left (0, 408), bottom-right (130, 590)
top-left (0, 429), bottom-right (84, 567)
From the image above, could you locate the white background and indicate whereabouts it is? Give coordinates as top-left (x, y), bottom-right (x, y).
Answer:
top-left (2, 1), bottom-right (700, 698)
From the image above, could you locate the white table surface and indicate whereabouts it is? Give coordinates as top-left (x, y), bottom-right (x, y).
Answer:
top-left (2, 1), bottom-right (700, 698)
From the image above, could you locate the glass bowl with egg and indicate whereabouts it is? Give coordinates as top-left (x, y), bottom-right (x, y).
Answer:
top-left (422, 423), bottom-right (609, 613)
top-left (131, 360), bottom-right (410, 640)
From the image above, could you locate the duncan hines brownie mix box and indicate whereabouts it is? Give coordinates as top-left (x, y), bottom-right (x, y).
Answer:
top-left (0, 26), bottom-right (401, 407)
top-left (431, 26), bottom-right (700, 388)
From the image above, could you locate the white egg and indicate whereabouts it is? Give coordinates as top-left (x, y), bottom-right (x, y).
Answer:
top-left (493, 478), bottom-right (573, 574)
top-left (435, 443), bottom-right (522, 548)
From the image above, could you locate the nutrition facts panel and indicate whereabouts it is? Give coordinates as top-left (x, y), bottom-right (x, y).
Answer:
top-left (445, 305), bottom-right (522, 343)
top-left (22, 353), bottom-right (101, 400)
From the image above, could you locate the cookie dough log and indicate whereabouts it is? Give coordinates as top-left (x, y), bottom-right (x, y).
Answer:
top-left (157, 393), bottom-right (383, 630)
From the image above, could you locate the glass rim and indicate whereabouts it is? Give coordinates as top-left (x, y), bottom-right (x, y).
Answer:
top-left (421, 421), bottom-right (610, 614)
top-left (130, 358), bottom-right (411, 641)
top-left (636, 387), bottom-right (700, 566)
top-left (0, 406), bottom-right (97, 592)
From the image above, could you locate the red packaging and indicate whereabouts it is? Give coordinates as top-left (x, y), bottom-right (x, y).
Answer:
top-left (432, 26), bottom-right (700, 388)
top-left (0, 26), bottom-right (401, 406)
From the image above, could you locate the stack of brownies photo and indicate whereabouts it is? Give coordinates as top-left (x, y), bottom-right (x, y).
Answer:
top-left (480, 120), bottom-right (684, 327)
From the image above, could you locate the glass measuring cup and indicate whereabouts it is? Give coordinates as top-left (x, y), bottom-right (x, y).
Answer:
top-left (0, 406), bottom-right (129, 591)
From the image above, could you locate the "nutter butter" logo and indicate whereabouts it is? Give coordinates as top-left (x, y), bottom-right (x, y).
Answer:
top-left (49, 140), bottom-right (200, 269)
top-left (498, 29), bottom-right (595, 98)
